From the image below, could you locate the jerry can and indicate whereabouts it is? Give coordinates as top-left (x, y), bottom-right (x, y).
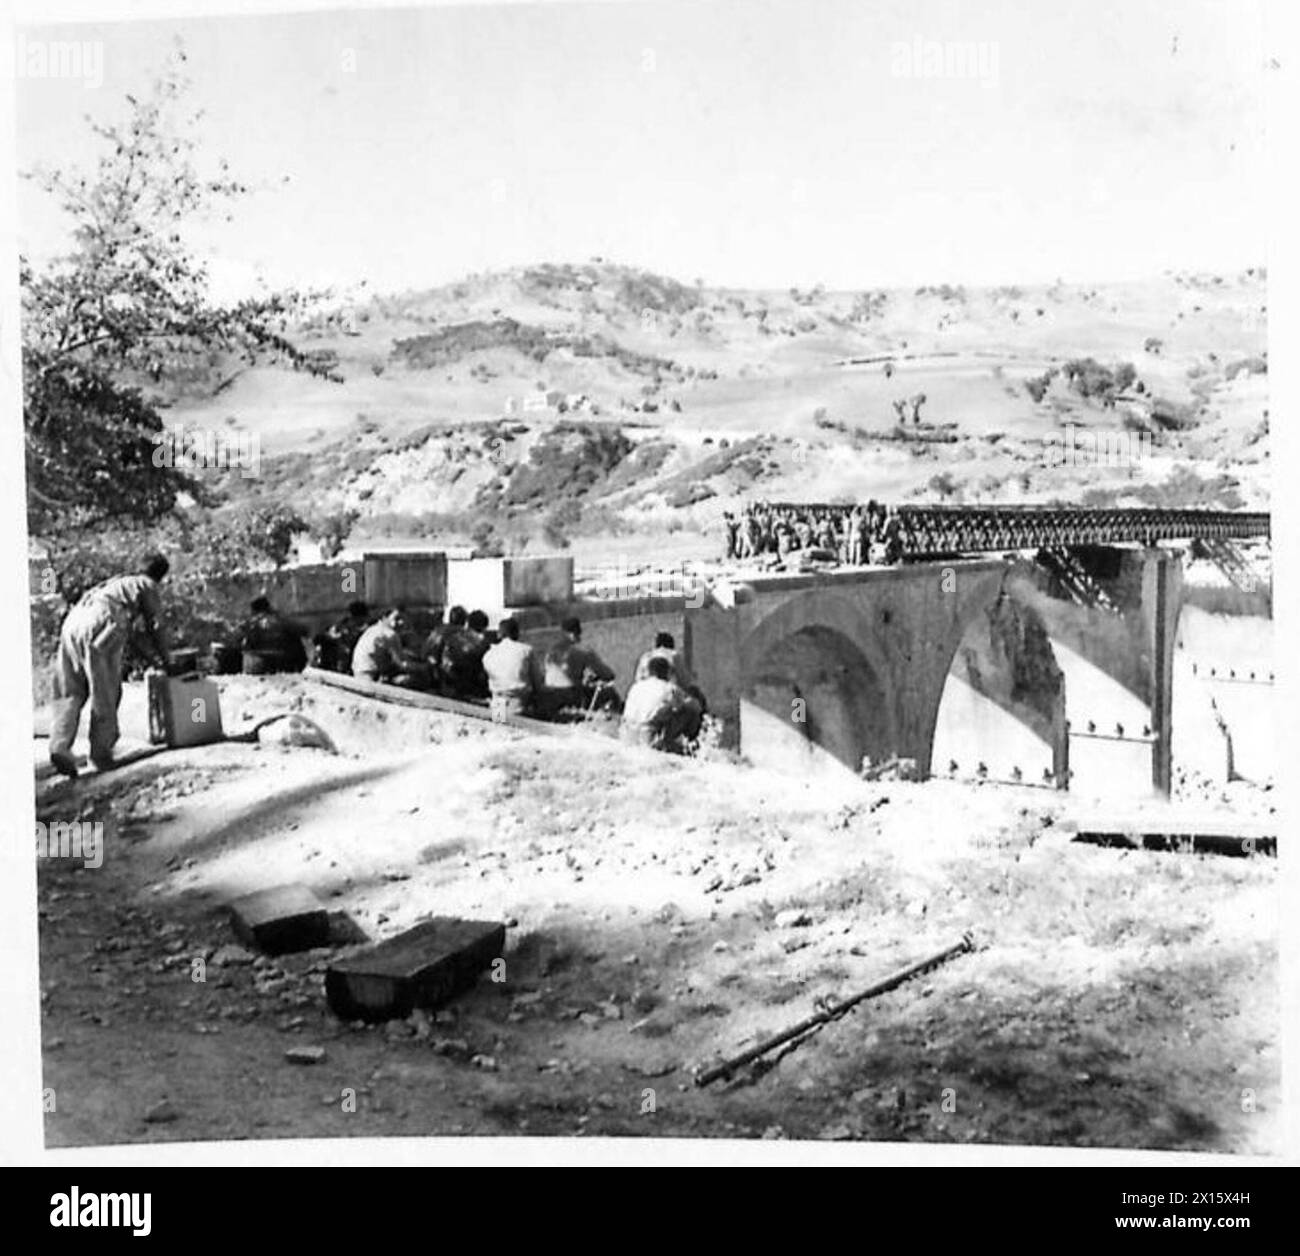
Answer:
top-left (148, 674), bottom-right (224, 748)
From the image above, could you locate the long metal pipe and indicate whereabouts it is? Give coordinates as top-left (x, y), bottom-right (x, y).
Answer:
top-left (694, 931), bottom-right (975, 1087)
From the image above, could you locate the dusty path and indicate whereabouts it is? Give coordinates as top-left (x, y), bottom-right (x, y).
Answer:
top-left (36, 677), bottom-right (1280, 1150)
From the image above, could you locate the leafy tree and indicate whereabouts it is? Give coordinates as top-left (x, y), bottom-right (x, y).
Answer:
top-left (211, 503), bottom-right (309, 570)
top-left (21, 43), bottom-right (336, 537)
top-left (23, 338), bottom-right (197, 532)
top-left (308, 507), bottom-right (360, 560)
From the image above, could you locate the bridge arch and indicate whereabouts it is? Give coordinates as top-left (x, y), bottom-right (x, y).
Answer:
top-left (740, 590), bottom-right (898, 775)
top-left (737, 566), bottom-right (1014, 779)
top-left (931, 584), bottom-right (1067, 784)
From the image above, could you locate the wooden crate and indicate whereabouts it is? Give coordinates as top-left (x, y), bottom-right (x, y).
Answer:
top-left (325, 917), bottom-right (505, 1021)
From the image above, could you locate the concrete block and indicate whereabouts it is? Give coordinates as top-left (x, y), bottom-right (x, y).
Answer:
top-left (325, 917), bottom-right (506, 1021)
top-left (229, 884), bottom-right (331, 955)
top-left (504, 555), bottom-right (573, 606)
top-left (447, 556), bottom-right (573, 615)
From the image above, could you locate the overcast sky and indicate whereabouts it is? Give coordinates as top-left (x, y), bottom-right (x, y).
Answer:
top-left (15, 0), bottom-right (1271, 298)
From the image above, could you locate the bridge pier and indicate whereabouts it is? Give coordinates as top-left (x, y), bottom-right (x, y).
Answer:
top-left (1144, 549), bottom-right (1182, 796)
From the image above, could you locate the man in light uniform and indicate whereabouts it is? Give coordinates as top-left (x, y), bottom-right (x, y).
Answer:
top-left (634, 631), bottom-right (696, 690)
top-left (50, 553), bottom-right (171, 778)
top-left (482, 617), bottom-right (544, 721)
top-left (351, 609), bottom-right (427, 688)
top-left (620, 655), bottom-right (703, 752)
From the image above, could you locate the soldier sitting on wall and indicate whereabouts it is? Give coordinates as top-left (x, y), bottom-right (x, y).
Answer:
top-left (424, 604), bottom-right (462, 693)
top-left (238, 596), bottom-right (309, 674)
top-left (633, 631), bottom-right (707, 714)
top-left (620, 655), bottom-right (703, 754)
top-left (536, 616), bottom-right (621, 720)
top-left (439, 608), bottom-right (493, 700)
top-left (313, 600), bottom-right (371, 673)
top-left (482, 617), bottom-right (543, 721)
top-left (351, 609), bottom-right (431, 689)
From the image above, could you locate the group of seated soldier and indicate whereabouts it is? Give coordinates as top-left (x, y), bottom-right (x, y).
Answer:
top-left (345, 604), bottom-right (497, 699)
top-left (316, 602), bottom-right (709, 754)
top-left (479, 617), bottom-right (708, 753)
top-left (227, 594), bottom-right (711, 754)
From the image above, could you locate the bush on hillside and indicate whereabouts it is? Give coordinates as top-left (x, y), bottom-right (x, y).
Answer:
top-left (495, 422), bottom-right (634, 507)
top-left (1225, 356), bottom-right (1267, 381)
top-left (1025, 370), bottom-right (1056, 403)
top-left (1062, 357), bottom-right (1138, 404)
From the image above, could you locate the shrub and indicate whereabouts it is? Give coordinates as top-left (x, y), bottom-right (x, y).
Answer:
top-left (1225, 356), bottom-right (1267, 381)
top-left (1149, 396), bottom-right (1199, 431)
top-left (1062, 358), bottom-right (1137, 404)
top-left (664, 482), bottom-right (716, 508)
top-left (1025, 372), bottom-right (1053, 404)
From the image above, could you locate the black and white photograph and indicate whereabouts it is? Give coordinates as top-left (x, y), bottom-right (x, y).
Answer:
top-left (2, 0), bottom-right (1295, 1181)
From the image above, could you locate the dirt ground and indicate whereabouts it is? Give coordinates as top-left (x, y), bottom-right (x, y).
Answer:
top-left (35, 676), bottom-right (1280, 1151)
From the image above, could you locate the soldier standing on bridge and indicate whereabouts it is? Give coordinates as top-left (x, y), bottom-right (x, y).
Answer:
top-left (722, 511), bottom-right (739, 560)
top-left (882, 508), bottom-right (903, 563)
top-left (817, 512), bottom-right (839, 555)
top-left (846, 505), bottom-right (866, 565)
top-left (775, 515), bottom-right (795, 558)
top-left (741, 511), bottom-right (759, 559)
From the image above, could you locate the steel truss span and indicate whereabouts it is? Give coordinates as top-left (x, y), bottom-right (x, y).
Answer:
top-left (768, 504), bottom-right (1271, 560)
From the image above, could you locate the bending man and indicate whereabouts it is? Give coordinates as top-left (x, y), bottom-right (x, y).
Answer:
top-left (50, 553), bottom-right (171, 778)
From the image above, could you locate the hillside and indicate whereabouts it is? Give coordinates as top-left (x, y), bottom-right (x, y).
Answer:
top-left (171, 261), bottom-right (1270, 561)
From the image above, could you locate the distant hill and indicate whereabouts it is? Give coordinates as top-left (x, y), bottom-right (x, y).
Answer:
top-left (169, 261), bottom-right (1269, 561)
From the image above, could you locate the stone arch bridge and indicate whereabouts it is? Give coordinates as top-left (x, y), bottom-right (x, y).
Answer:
top-left (685, 553), bottom-right (1181, 790)
top-left (682, 505), bottom-right (1269, 793)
